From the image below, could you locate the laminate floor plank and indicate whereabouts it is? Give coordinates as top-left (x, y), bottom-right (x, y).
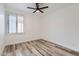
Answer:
top-left (25, 42), bottom-right (42, 56)
top-left (2, 39), bottom-right (79, 56)
top-left (31, 41), bottom-right (50, 56)
top-left (33, 40), bottom-right (55, 56)
top-left (38, 40), bottom-right (75, 56)
top-left (34, 40), bottom-right (61, 56)
top-left (20, 43), bottom-right (32, 56)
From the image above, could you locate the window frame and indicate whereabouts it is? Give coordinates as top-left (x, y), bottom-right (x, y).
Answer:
top-left (8, 14), bottom-right (24, 34)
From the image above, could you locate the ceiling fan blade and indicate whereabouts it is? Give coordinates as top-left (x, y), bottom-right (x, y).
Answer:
top-left (36, 3), bottom-right (39, 8)
top-left (27, 7), bottom-right (36, 9)
top-left (33, 10), bottom-right (37, 13)
top-left (39, 9), bottom-right (44, 13)
top-left (40, 6), bottom-right (48, 9)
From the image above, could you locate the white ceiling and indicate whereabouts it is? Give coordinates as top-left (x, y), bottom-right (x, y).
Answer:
top-left (4, 3), bottom-right (35, 12)
top-left (4, 3), bottom-right (46, 12)
top-left (4, 3), bottom-right (79, 13)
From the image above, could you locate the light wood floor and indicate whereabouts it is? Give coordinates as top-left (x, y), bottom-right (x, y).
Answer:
top-left (2, 39), bottom-right (79, 56)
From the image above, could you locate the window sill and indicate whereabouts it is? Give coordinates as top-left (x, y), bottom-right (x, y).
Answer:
top-left (8, 33), bottom-right (25, 35)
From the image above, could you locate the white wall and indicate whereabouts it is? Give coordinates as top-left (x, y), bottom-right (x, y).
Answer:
top-left (0, 4), bottom-right (5, 55)
top-left (4, 7), bottom-right (41, 45)
top-left (41, 3), bottom-right (79, 52)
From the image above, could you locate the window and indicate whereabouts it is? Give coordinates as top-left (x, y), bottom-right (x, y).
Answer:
top-left (17, 16), bottom-right (23, 33)
top-left (9, 14), bottom-right (24, 34)
top-left (9, 15), bottom-right (16, 33)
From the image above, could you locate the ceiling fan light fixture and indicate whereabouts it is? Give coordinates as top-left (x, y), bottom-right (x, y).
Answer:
top-left (36, 10), bottom-right (40, 13)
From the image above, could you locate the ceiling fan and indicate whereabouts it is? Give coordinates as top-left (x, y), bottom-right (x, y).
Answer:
top-left (27, 3), bottom-right (48, 13)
